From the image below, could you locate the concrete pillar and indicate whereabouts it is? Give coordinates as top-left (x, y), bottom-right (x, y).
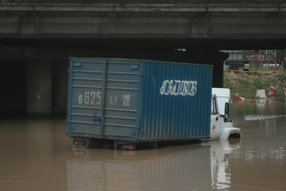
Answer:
top-left (0, 60), bottom-right (26, 116)
top-left (26, 60), bottom-right (52, 115)
top-left (186, 50), bottom-right (228, 88)
top-left (52, 59), bottom-right (69, 114)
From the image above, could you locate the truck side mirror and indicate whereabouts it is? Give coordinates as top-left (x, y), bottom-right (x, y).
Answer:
top-left (225, 102), bottom-right (230, 116)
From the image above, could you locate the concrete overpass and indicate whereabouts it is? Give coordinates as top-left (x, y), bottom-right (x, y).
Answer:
top-left (1, 0), bottom-right (286, 116)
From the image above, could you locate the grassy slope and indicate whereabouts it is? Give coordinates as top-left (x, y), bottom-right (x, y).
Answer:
top-left (224, 69), bottom-right (286, 100)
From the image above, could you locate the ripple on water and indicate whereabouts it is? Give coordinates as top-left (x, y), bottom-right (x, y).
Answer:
top-left (244, 115), bottom-right (286, 121)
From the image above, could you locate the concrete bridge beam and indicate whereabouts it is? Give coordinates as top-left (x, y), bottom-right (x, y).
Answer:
top-left (186, 50), bottom-right (228, 87)
top-left (1, 3), bottom-right (286, 44)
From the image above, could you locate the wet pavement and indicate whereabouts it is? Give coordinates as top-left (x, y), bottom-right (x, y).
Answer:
top-left (0, 100), bottom-right (286, 191)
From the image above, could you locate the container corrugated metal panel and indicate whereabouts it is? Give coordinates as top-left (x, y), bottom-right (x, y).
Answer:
top-left (140, 60), bottom-right (212, 140)
top-left (67, 58), bottom-right (141, 140)
top-left (67, 58), bottom-right (212, 142)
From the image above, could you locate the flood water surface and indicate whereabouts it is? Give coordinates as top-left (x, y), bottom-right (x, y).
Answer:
top-left (0, 100), bottom-right (286, 191)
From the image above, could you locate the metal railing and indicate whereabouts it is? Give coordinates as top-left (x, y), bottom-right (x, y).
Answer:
top-left (1, 0), bottom-right (286, 4)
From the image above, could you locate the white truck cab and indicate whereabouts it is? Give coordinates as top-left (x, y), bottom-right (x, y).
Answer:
top-left (210, 88), bottom-right (241, 140)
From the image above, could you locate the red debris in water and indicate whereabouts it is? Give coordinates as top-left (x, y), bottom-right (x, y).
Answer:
top-left (235, 93), bottom-right (245, 101)
top-left (268, 86), bottom-right (276, 96)
top-left (282, 88), bottom-right (286, 97)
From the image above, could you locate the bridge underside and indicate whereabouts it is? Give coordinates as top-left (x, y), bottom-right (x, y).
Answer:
top-left (1, 2), bottom-right (286, 115)
top-left (2, 37), bottom-right (285, 116)
top-left (0, 40), bottom-right (229, 116)
top-left (2, 37), bottom-right (286, 50)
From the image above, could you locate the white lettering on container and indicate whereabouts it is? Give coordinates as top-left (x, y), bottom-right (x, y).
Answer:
top-left (96, 92), bottom-right (101, 105)
top-left (160, 80), bottom-right (197, 96)
top-left (84, 91), bottom-right (90, 104)
top-left (122, 94), bottom-right (131, 107)
top-left (78, 94), bottom-right (83, 104)
top-left (78, 91), bottom-right (102, 105)
top-left (109, 96), bottom-right (119, 105)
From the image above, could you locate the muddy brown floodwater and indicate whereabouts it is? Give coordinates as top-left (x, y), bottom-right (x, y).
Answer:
top-left (0, 100), bottom-right (286, 191)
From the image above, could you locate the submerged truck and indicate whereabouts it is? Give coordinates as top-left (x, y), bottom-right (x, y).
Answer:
top-left (66, 58), bottom-right (240, 149)
top-left (210, 88), bottom-right (241, 140)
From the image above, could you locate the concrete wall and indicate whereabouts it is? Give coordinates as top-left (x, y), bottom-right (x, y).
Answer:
top-left (26, 60), bottom-right (52, 115)
top-left (52, 60), bottom-right (69, 114)
top-left (0, 60), bottom-right (26, 116)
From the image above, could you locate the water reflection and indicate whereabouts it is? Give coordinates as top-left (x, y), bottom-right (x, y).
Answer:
top-left (1, 100), bottom-right (286, 191)
top-left (231, 99), bottom-right (286, 116)
top-left (228, 100), bottom-right (286, 190)
top-left (206, 140), bottom-right (240, 190)
top-left (67, 140), bottom-right (240, 191)
top-left (232, 101), bottom-right (286, 156)
top-left (256, 99), bottom-right (266, 113)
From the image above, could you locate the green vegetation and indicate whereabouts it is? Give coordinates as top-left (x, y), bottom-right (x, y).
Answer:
top-left (224, 68), bottom-right (286, 100)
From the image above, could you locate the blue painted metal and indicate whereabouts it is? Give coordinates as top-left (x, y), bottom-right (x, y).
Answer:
top-left (67, 58), bottom-right (212, 142)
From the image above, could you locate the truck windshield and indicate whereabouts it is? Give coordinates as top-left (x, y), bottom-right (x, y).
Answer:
top-left (211, 96), bottom-right (218, 114)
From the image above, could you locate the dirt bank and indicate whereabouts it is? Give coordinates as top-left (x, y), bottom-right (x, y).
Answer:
top-left (224, 69), bottom-right (286, 100)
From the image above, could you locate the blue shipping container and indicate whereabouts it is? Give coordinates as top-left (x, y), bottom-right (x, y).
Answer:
top-left (67, 58), bottom-right (213, 142)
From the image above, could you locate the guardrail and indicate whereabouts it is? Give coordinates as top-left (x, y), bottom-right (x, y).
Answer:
top-left (1, 0), bottom-right (286, 4)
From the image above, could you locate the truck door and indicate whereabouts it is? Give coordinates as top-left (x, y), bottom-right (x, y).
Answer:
top-left (67, 59), bottom-right (107, 137)
top-left (210, 96), bottom-right (223, 139)
top-left (67, 58), bottom-right (141, 139)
